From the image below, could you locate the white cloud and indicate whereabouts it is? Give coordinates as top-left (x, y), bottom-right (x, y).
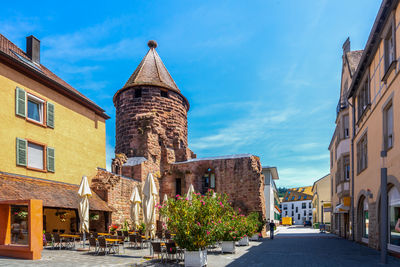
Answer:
top-left (278, 167), bottom-right (329, 188)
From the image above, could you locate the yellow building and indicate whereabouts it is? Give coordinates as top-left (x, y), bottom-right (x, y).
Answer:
top-left (329, 0), bottom-right (400, 255)
top-left (0, 34), bottom-right (111, 233)
top-left (311, 174), bottom-right (331, 227)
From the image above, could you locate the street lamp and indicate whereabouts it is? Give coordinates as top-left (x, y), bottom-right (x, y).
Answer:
top-left (380, 150), bottom-right (388, 264)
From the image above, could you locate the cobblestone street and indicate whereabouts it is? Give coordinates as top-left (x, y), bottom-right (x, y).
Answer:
top-left (0, 226), bottom-right (399, 266)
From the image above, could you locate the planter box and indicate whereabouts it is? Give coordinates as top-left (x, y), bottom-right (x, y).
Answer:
top-left (184, 250), bottom-right (207, 267)
top-left (238, 236), bottom-right (249, 246)
top-left (221, 241), bottom-right (235, 253)
top-left (249, 234), bottom-right (259, 241)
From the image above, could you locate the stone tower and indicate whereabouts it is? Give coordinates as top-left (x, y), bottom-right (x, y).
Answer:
top-left (113, 41), bottom-right (194, 176)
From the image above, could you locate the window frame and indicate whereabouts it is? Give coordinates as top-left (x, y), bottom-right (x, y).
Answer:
top-left (383, 101), bottom-right (394, 151)
top-left (26, 139), bottom-right (47, 172)
top-left (356, 74), bottom-right (370, 122)
top-left (26, 92), bottom-right (47, 127)
top-left (357, 132), bottom-right (368, 174)
top-left (382, 13), bottom-right (397, 78)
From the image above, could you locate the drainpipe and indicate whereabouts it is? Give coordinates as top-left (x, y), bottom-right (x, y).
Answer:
top-left (349, 96), bottom-right (356, 241)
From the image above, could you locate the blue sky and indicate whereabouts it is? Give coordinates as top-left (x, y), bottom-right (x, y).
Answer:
top-left (2, 0), bottom-right (382, 187)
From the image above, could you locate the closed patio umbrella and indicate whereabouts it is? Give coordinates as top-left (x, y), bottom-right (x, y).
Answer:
top-left (160, 194), bottom-right (168, 228)
top-left (130, 185), bottom-right (141, 229)
top-left (186, 184), bottom-right (195, 201)
top-left (78, 176), bottom-right (91, 249)
top-left (143, 173), bottom-right (158, 239)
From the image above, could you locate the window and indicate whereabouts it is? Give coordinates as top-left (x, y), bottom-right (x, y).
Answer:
top-left (175, 178), bottom-right (181, 196)
top-left (160, 90), bottom-right (168, 98)
top-left (298, 214), bottom-right (300, 220)
top-left (291, 211), bottom-right (294, 216)
top-left (27, 142), bottom-right (44, 170)
top-left (309, 202), bottom-right (311, 209)
top-left (298, 196), bottom-right (301, 200)
top-left (301, 188), bottom-right (305, 192)
top-left (283, 204), bottom-right (287, 210)
top-left (285, 211), bottom-right (287, 216)
top-left (309, 217), bottom-right (312, 221)
top-left (304, 210), bottom-right (306, 216)
top-left (302, 203), bottom-right (306, 209)
top-left (384, 103), bottom-right (394, 150)
top-left (134, 89), bottom-right (142, 98)
top-left (291, 196), bottom-right (295, 201)
top-left (202, 169), bottom-right (215, 194)
top-left (10, 205), bottom-right (28, 245)
top-left (15, 87), bottom-right (55, 128)
top-left (16, 138), bottom-right (55, 172)
top-left (388, 187), bottom-right (400, 248)
top-left (343, 115), bottom-right (349, 138)
top-left (303, 196), bottom-right (307, 200)
top-left (357, 78), bottom-right (370, 121)
top-left (330, 151), bottom-right (333, 169)
top-left (309, 212), bottom-right (312, 216)
top-left (384, 22), bottom-right (396, 73)
top-left (285, 197), bottom-right (288, 201)
top-left (344, 156), bottom-right (350, 181)
top-left (291, 204), bottom-right (294, 209)
top-left (362, 198), bottom-right (369, 239)
top-left (295, 207), bottom-right (298, 213)
top-left (357, 133), bottom-right (368, 173)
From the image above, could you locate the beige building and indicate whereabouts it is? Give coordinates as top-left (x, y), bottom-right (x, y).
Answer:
top-left (311, 174), bottom-right (331, 226)
top-left (329, 0), bottom-right (400, 255)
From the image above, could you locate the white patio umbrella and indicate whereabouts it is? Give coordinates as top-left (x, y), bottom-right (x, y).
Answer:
top-left (186, 184), bottom-right (195, 201)
top-left (160, 194), bottom-right (168, 228)
top-left (78, 176), bottom-right (91, 249)
top-left (142, 173), bottom-right (158, 239)
top-left (130, 185), bottom-right (142, 229)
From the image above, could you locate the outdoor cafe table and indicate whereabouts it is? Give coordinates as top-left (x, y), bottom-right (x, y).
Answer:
top-left (60, 234), bottom-right (80, 249)
top-left (98, 233), bottom-right (110, 236)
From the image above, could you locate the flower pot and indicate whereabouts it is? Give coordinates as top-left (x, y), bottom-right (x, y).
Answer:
top-left (238, 236), bottom-right (249, 246)
top-left (249, 234), bottom-right (259, 241)
top-left (221, 241), bottom-right (236, 253)
top-left (184, 250), bottom-right (207, 267)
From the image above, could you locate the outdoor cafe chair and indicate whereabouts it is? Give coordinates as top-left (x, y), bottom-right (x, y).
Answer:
top-left (128, 234), bottom-right (136, 248)
top-left (108, 235), bottom-right (124, 254)
top-left (97, 237), bottom-right (112, 255)
top-left (123, 230), bottom-right (129, 241)
top-left (165, 241), bottom-right (182, 262)
top-left (44, 233), bottom-right (53, 249)
top-left (164, 232), bottom-right (171, 240)
top-left (136, 234), bottom-right (146, 249)
top-left (53, 233), bottom-right (64, 250)
top-left (156, 231), bottom-right (163, 241)
top-left (89, 237), bottom-right (99, 255)
top-left (151, 242), bottom-right (166, 263)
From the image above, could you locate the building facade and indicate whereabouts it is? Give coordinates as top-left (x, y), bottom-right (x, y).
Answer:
top-left (0, 34), bottom-right (112, 234)
top-left (311, 174), bottom-right (331, 227)
top-left (329, 0), bottom-right (400, 254)
top-left (281, 186), bottom-right (313, 225)
top-left (262, 167), bottom-right (281, 223)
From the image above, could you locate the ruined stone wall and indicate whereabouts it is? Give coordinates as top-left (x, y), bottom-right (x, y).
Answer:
top-left (161, 156), bottom-right (266, 221)
top-left (91, 168), bottom-right (161, 228)
top-left (114, 85), bottom-right (191, 163)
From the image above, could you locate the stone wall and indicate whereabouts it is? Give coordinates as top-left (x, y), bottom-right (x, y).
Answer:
top-left (161, 156), bottom-right (266, 225)
top-left (114, 85), bottom-right (191, 163)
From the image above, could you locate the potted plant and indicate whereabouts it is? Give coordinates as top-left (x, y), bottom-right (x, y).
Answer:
top-left (109, 224), bottom-right (119, 235)
top-left (217, 211), bottom-right (246, 253)
top-left (249, 214), bottom-right (265, 241)
top-left (160, 190), bottom-right (228, 267)
top-left (239, 212), bottom-right (259, 245)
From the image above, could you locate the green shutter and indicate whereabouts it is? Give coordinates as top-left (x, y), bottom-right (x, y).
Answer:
top-left (47, 102), bottom-right (55, 128)
top-left (15, 87), bottom-right (26, 117)
top-left (16, 138), bottom-right (27, 166)
top-left (47, 147), bottom-right (55, 172)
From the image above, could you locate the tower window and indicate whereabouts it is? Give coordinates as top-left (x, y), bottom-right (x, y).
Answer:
top-left (134, 89), bottom-right (142, 98)
top-left (175, 178), bottom-right (182, 196)
top-left (161, 90), bottom-right (168, 98)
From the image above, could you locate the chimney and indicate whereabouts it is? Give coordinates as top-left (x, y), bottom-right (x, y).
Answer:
top-left (342, 37), bottom-right (350, 55)
top-left (26, 35), bottom-right (40, 64)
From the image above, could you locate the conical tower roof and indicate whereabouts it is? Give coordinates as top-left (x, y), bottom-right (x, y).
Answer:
top-left (123, 40), bottom-right (179, 92)
top-left (114, 40), bottom-right (189, 110)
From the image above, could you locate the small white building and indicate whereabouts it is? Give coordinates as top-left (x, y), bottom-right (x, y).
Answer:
top-left (262, 167), bottom-right (281, 224)
top-left (281, 186), bottom-right (313, 225)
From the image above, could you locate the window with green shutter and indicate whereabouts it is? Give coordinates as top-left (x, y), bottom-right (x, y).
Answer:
top-left (16, 138), bottom-right (27, 166)
top-left (15, 87), bottom-right (26, 117)
top-left (47, 147), bottom-right (55, 172)
top-left (47, 102), bottom-right (55, 128)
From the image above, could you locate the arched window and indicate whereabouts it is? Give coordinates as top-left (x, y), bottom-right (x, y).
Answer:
top-left (388, 187), bottom-right (400, 249)
top-left (362, 198), bottom-right (369, 239)
top-left (202, 168), bottom-right (215, 194)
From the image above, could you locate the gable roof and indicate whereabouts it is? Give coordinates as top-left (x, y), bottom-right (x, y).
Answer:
top-left (345, 50), bottom-right (363, 76)
top-left (0, 34), bottom-right (109, 119)
top-left (282, 186), bottom-right (313, 202)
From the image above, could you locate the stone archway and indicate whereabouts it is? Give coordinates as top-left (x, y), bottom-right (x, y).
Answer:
top-left (356, 193), bottom-right (369, 243)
